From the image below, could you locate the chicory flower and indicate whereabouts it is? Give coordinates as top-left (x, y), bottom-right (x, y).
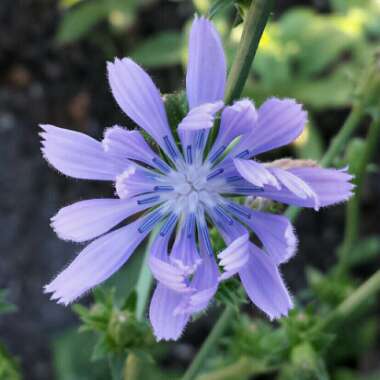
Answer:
top-left (40, 16), bottom-right (353, 340)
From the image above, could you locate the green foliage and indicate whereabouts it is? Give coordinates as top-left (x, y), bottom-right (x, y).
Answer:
top-left (0, 343), bottom-right (21, 380)
top-left (131, 32), bottom-right (184, 68)
top-left (57, 0), bottom-right (142, 43)
top-left (0, 290), bottom-right (16, 315)
top-left (0, 291), bottom-right (21, 380)
top-left (74, 289), bottom-right (154, 360)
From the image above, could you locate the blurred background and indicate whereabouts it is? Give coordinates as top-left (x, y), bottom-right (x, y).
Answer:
top-left (0, 0), bottom-right (379, 379)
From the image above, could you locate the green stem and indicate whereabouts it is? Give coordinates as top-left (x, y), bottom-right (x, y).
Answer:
top-left (314, 269), bottom-right (380, 333)
top-left (197, 357), bottom-right (276, 380)
top-left (339, 118), bottom-right (380, 267)
top-left (182, 306), bottom-right (235, 380)
top-left (285, 103), bottom-right (366, 222)
top-left (224, 0), bottom-right (275, 105)
top-left (124, 353), bottom-right (141, 380)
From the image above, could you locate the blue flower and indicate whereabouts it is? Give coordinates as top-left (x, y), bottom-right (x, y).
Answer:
top-left (40, 16), bottom-right (353, 341)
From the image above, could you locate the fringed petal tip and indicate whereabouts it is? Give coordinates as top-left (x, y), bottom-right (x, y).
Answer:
top-left (217, 233), bottom-right (250, 281)
top-left (178, 101), bottom-right (224, 131)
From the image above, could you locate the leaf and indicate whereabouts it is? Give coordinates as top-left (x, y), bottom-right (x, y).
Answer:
top-left (56, 0), bottom-right (108, 44)
top-left (131, 32), bottom-right (183, 68)
top-left (346, 236), bottom-right (380, 267)
top-left (0, 290), bottom-right (16, 315)
top-left (208, 0), bottom-right (235, 19)
top-left (53, 328), bottom-right (109, 380)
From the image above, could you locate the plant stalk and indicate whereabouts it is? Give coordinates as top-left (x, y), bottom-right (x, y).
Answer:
top-left (314, 269), bottom-right (380, 332)
top-left (182, 306), bottom-right (235, 380)
top-left (339, 118), bottom-right (380, 267)
top-left (224, 0), bottom-right (275, 105)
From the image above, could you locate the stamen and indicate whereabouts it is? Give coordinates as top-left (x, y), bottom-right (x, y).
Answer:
top-left (209, 145), bottom-right (226, 164)
top-left (196, 130), bottom-right (206, 150)
top-left (200, 224), bottom-right (213, 256)
top-left (187, 213), bottom-right (195, 238)
top-left (226, 175), bottom-right (241, 183)
top-left (214, 205), bottom-right (233, 225)
top-left (163, 136), bottom-right (177, 159)
top-left (154, 185), bottom-right (174, 192)
top-left (160, 213), bottom-right (178, 236)
top-left (186, 145), bottom-right (193, 164)
top-left (227, 202), bottom-right (251, 219)
top-left (137, 195), bottom-right (160, 205)
top-left (235, 149), bottom-right (249, 159)
top-left (152, 157), bottom-right (170, 173)
top-left (138, 209), bottom-right (165, 233)
top-left (207, 168), bottom-right (224, 181)
top-left (234, 186), bottom-right (263, 194)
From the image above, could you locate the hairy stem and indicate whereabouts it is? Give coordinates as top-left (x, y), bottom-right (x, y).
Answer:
top-left (182, 306), bottom-right (235, 380)
top-left (124, 353), bottom-right (141, 380)
top-left (339, 118), bottom-right (380, 267)
top-left (224, 0), bottom-right (275, 105)
top-left (314, 269), bottom-right (380, 332)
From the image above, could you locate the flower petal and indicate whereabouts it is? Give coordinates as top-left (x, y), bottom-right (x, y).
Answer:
top-left (51, 197), bottom-right (160, 242)
top-left (248, 211), bottom-right (297, 264)
top-left (270, 167), bottom-right (319, 210)
top-left (186, 16), bottom-right (226, 109)
top-left (234, 159), bottom-right (280, 189)
top-left (239, 244), bottom-right (293, 320)
top-left (44, 220), bottom-right (148, 305)
top-left (149, 283), bottom-right (190, 341)
top-left (107, 58), bottom-right (179, 159)
top-left (102, 126), bottom-right (171, 172)
top-left (218, 233), bottom-right (250, 280)
top-left (40, 124), bottom-right (124, 180)
top-left (260, 167), bottom-right (353, 208)
top-left (234, 98), bottom-right (307, 157)
top-left (207, 99), bottom-right (257, 164)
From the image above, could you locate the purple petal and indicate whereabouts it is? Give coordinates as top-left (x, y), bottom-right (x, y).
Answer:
top-left (170, 215), bottom-right (201, 275)
top-left (174, 254), bottom-right (219, 315)
top-left (270, 167), bottom-right (319, 210)
top-left (234, 98), bottom-right (307, 157)
top-left (51, 197), bottom-right (160, 242)
top-left (115, 165), bottom-right (161, 200)
top-left (40, 124), bottom-right (124, 180)
top-left (186, 16), bottom-right (226, 109)
top-left (149, 283), bottom-right (190, 341)
top-left (107, 58), bottom-right (178, 158)
top-left (234, 159), bottom-right (280, 188)
top-left (261, 167), bottom-right (354, 208)
top-left (44, 220), bottom-right (148, 305)
top-left (239, 244), bottom-right (293, 320)
top-left (149, 228), bottom-right (195, 294)
top-left (248, 211), bottom-right (297, 264)
top-left (178, 101), bottom-right (224, 131)
top-left (218, 233), bottom-right (250, 280)
top-left (102, 126), bottom-right (168, 172)
top-left (207, 99), bottom-right (257, 163)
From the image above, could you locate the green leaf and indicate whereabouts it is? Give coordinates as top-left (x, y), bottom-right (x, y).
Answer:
top-left (56, 0), bottom-right (108, 44)
top-left (131, 32), bottom-right (183, 68)
top-left (53, 328), bottom-right (109, 380)
top-left (208, 0), bottom-right (235, 19)
top-left (346, 236), bottom-right (380, 267)
top-left (0, 290), bottom-right (16, 315)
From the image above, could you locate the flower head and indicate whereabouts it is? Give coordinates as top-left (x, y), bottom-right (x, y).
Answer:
top-left (40, 16), bottom-right (353, 341)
